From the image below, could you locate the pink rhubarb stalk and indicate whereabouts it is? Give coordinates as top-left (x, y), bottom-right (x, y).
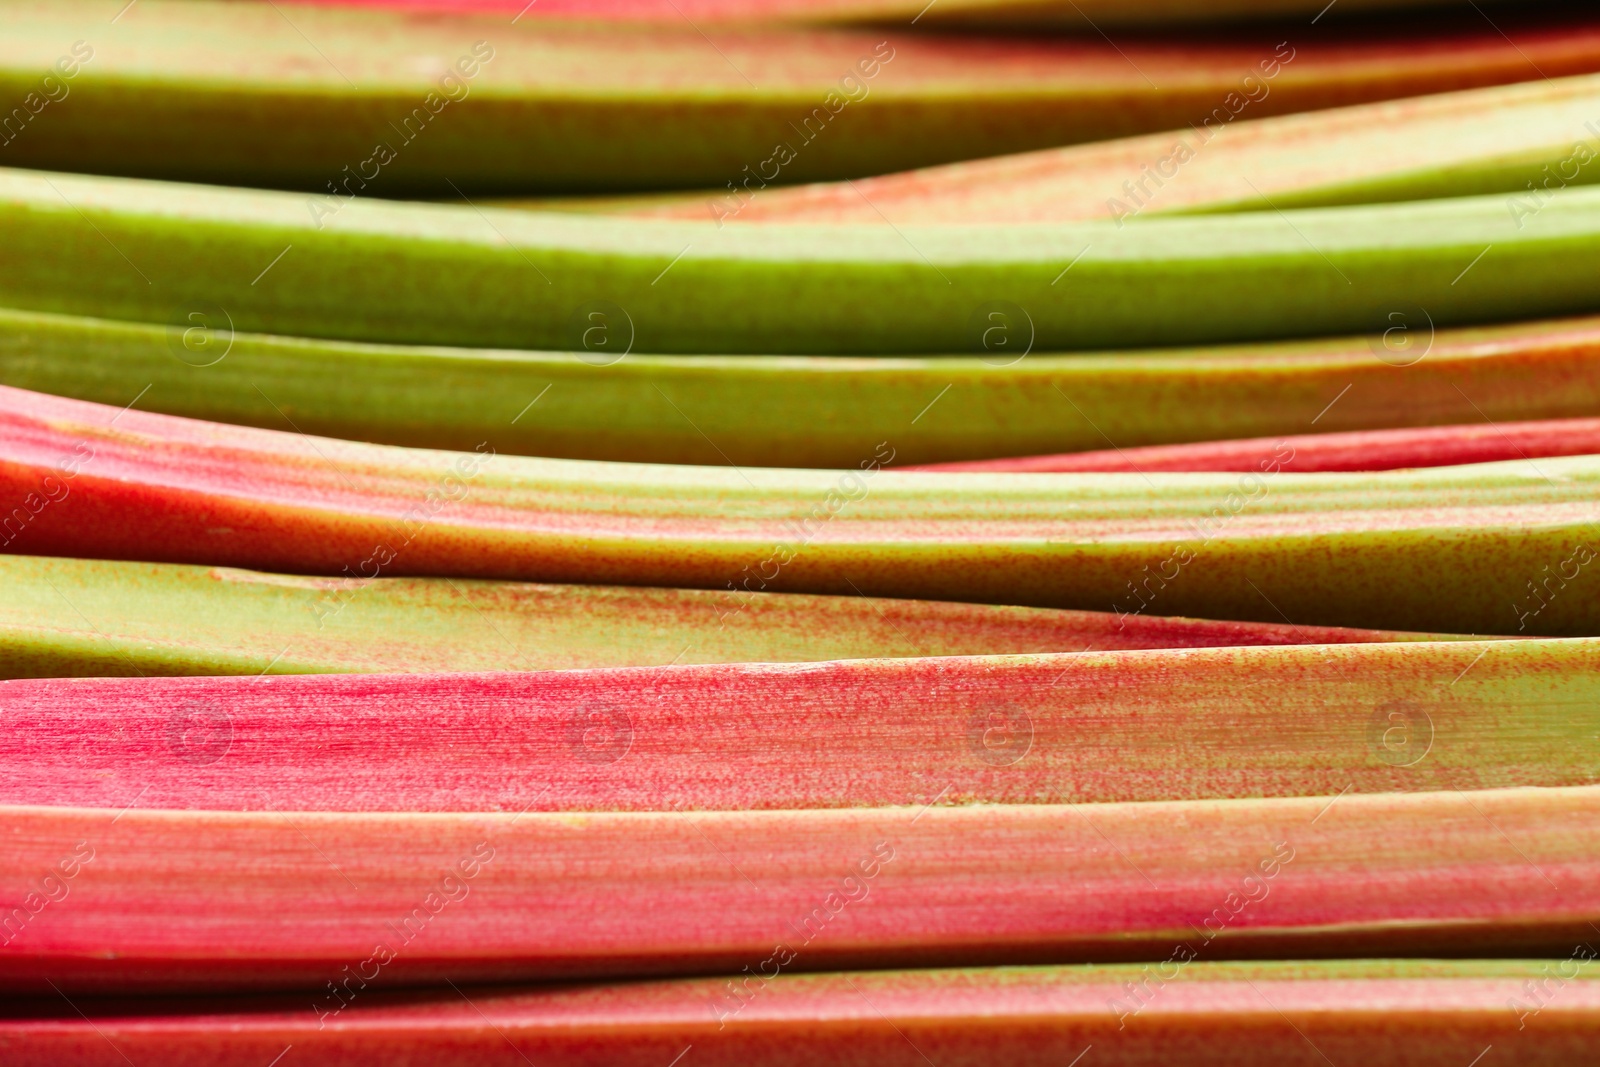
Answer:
top-left (2, 960), bottom-right (1595, 1066)
top-left (905, 416), bottom-right (1600, 473)
top-left (4, 386), bottom-right (1600, 635)
top-left (0, 637), bottom-right (1573, 813)
top-left (2, 786), bottom-right (1598, 992)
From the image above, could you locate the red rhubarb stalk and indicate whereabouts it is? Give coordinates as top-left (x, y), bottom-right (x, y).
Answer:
top-left (2, 786), bottom-right (1598, 992)
top-left (3, 386), bottom-right (1599, 635)
top-left (0, 637), bottom-right (1571, 812)
top-left (2, 960), bottom-right (1594, 1066)
top-left (904, 417), bottom-right (1600, 473)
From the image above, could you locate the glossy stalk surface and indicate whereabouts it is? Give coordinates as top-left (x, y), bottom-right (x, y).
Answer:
top-left (2, 960), bottom-right (1594, 1066)
top-left (0, 554), bottom-right (1445, 679)
top-left (907, 417), bottom-right (1600, 473)
top-left (7, 2), bottom-right (1575, 191)
top-left (4, 386), bottom-right (1600, 634)
top-left (533, 73), bottom-right (1600, 223)
top-left (3, 786), bottom-right (1598, 992)
top-left (12, 168), bottom-right (1600, 353)
top-left (3, 637), bottom-right (1572, 812)
top-left (7, 307), bottom-right (1600, 467)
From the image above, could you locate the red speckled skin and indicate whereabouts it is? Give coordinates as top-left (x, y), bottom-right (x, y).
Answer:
top-left (907, 417), bottom-right (1600, 473)
top-left (0, 639), bottom-right (1587, 812)
top-left (6, 386), bottom-right (1600, 634)
top-left (2, 787), bottom-right (1598, 993)
top-left (0, 555), bottom-right (1463, 680)
top-left (2, 961), bottom-right (1597, 1066)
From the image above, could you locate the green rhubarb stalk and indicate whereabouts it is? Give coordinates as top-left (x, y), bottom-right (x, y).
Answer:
top-left (2, 2), bottom-right (1591, 192)
top-left (0, 554), bottom-right (1453, 679)
top-left (2, 960), bottom-right (1594, 1066)
top-left (521, 72), bottom-right (1600, 224)
top-left (5, 385), bottom-right (1600, 635)
top-left (0, 639), bottom-right (1582, 813)
top-left (10, 168), bottom-right (1600, 353)
top-left (3, 786), bottom-right (1598, 992)
top-left (7, 305), bottom-right (1600, 467)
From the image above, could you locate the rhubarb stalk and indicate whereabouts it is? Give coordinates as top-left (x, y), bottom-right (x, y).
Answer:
top-left (3, 386), bottom-right (1599, 634)
top-left (905, 417), bottom-right (1600, 473)
top-left (535, 72), bottom-right (1600, 224)
top-left (3, 2), bottom-right (1594, 191)
top-left (4, 637), bottom-right (1580, 811)
top-left (11, 168), bottom-right (1600, 352)
top-left (7, 307), bottom-right (1600, 467)
top-left (2, 786), bottom-right (1598, 992)
top-left (268, 0), bottom-right (1492, 28)
top-left (0, 554), bottom-right (1452, 679)
top-left (2, 960), bottom-right (1594, 1066)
